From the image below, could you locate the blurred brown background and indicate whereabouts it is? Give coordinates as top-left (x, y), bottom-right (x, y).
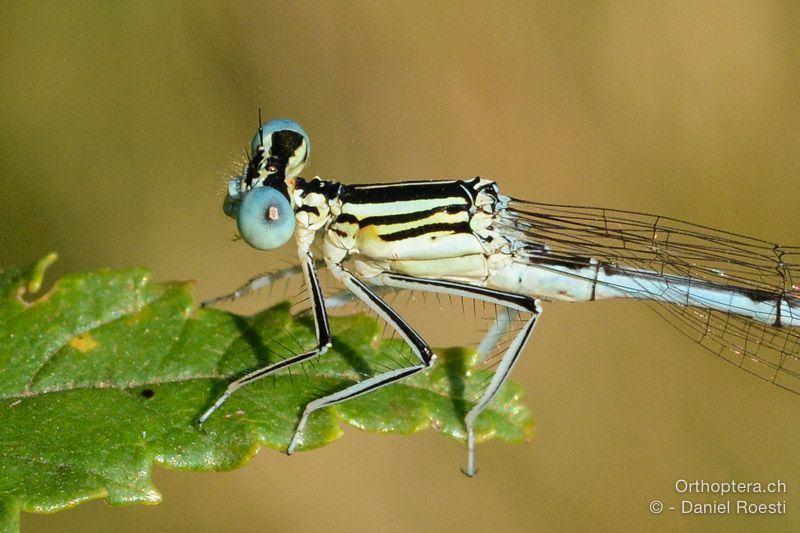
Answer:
top-left (2, 2), bottom-right (799, 532)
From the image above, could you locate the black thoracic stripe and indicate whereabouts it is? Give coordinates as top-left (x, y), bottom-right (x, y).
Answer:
top-left (296, 177), bottom-right (342, 199)
top-left (380, 221), bottom-right (473, 242)
top-left (457, 177), bottom-right (484, 202)
top-left (334, 213), bottom-right (360, 226)
top-left (358, 204), bottom-right (468, 228)
top-left (341, 180), bottom-right (472, 204)
top-left (297, 205), bottom-right (320, 216)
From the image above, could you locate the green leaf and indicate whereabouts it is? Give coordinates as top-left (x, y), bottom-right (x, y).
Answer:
top-left (0, 255), bottom-right (533, 530)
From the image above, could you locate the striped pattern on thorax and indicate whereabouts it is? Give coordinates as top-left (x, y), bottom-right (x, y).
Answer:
top-left (324, 178), bottom-right (498, 262)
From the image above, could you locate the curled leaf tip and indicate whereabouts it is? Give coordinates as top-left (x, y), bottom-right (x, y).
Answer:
top-left (26, 253), bottom-right (58, 294)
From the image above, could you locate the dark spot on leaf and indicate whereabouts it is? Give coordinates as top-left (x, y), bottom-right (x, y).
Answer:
top-left (141, 388), bottom-right (155, 399)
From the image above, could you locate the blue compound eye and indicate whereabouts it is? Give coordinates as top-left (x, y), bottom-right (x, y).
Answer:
top-left (236, 186), bottom-right (295, 250)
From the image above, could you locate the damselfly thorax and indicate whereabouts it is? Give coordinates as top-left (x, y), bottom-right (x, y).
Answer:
top-left (200, 118), bottom-right (800, 476)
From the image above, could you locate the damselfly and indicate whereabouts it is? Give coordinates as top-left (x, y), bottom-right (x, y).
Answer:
top-left (199, 118), bottom-right (800, 476)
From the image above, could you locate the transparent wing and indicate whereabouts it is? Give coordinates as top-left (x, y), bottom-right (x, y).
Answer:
top-left (499, 199), bottom-right (800, 393)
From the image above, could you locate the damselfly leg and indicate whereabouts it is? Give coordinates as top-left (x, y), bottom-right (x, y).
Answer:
top-left (197, 247), bottom-right (331, 428)
top-left (285, 261), bottom-right (437, 454)
top-left (200, 262), bottom-right (321, 308)
top-left (372, 272), bottom-right (541, 475)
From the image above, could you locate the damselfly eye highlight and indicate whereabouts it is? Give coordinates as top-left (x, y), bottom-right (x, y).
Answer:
top-left (252, 119), bottom-right (310, 179)
top-left (236, 186), bottom-right (295, 250)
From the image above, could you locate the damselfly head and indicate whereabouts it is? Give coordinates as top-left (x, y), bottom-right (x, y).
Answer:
top-left (222, 119), bottom-right (308, 244)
